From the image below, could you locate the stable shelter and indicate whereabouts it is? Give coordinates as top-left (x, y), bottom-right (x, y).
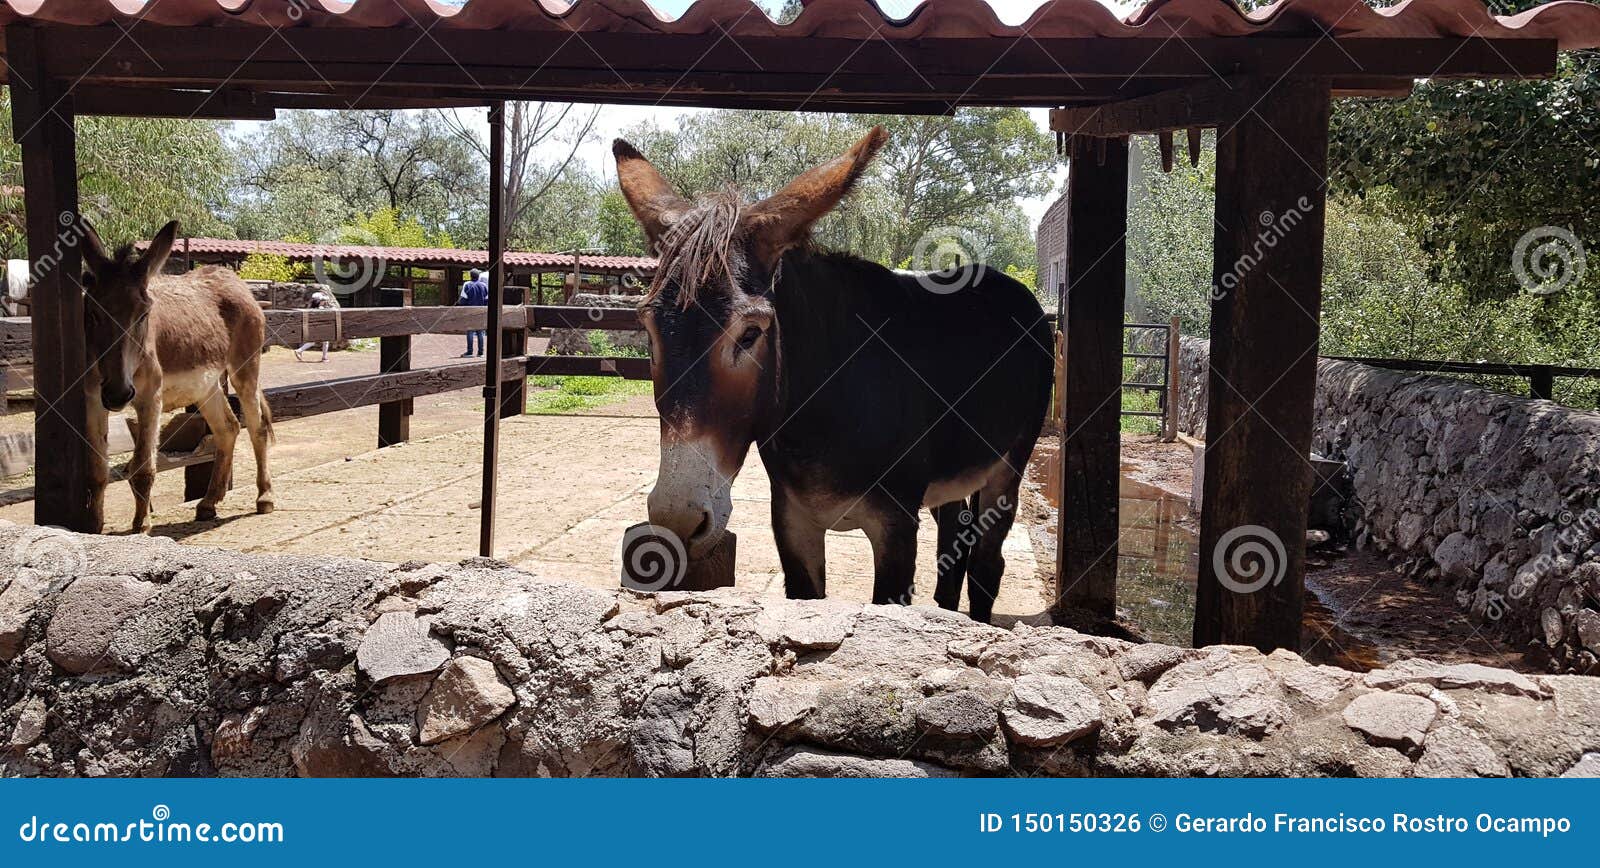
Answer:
top-left (5, 0), bottom-right (1598, 650)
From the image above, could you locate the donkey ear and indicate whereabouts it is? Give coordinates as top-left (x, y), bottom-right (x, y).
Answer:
top-left (613, 140), bottom-right (689, 245)
top-left (79, 218), bottom-right (113, 276)
top-left (743, 126), bottom-right (887, 268)
top-left (139, 220), bottom-right (180, 281)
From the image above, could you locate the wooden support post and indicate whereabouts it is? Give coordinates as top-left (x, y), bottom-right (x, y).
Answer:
top-left (1161, 315), bottom-right (1180, 442)
top-left (444, 266), bottom-right (462, 306)
top-left (499, 286), bottom-right (526, 418)
top-left (479, 102), bottom-right (506, 558)
top-left (378, 287), bottom-right (411, 448)
top-left (1055, 134), bottom-right (1128, 618)
top-left (1194, 77), bottom-right (1331, 653)
top-left (9, 25), bottom-right (96, 532)
top-left (1529, 366), bottom-right (1554, 401)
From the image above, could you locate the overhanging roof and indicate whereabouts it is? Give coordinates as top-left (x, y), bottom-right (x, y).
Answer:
top-left (2, 0), bottom-right (1597, 115)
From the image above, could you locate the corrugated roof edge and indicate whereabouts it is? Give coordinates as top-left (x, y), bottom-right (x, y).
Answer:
top-left (0, 0), bottom-right (1596, 50)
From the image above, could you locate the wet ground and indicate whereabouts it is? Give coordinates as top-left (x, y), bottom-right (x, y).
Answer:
top-left (1029, 434), bottom-right (1533, 672)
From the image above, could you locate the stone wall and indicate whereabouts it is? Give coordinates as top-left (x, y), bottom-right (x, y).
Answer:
top-left (2, 521), bottom-right (1598, 778)
top-left (548, 293), bottom-right (650, 356)
top-left (1173, 337), bottom-right (1600, 670)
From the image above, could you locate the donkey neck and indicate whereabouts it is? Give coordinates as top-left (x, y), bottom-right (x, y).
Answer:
top-left (771, 249), bottom-right (909, 405)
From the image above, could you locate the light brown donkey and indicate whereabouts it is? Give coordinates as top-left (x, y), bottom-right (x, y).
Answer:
top-left (80, 220), bottom-right (275, 532)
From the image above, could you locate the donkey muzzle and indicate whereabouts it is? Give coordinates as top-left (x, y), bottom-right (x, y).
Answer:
top-left (648, 439), bottom-right (734, 559)
top-left (101, 383), bottom-right (135, 412)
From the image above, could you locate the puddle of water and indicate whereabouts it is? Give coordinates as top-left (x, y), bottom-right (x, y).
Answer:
top-left (1032, 444), bottom-right (1388, 668)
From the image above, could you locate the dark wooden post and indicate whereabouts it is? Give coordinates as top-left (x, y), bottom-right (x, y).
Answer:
top-left (378, 287), bottom-right (411, 447)
top-left (1529, 366), bottom-right (1554, 401)
top-left (1194, 77), bottom-right (1331, 652)
top-left (499, 286), bottom-right (526, 418)
top-left (1161, 315), bottom-right (1181, 442)
top-left (1055, 134), bottom-right (1128, 618)
top-left (9, 25), bottom-right (95, 531)
top-left (444, 266), bottom-right (462, 306)
top-left (479, 102), bottom-right (506, 558)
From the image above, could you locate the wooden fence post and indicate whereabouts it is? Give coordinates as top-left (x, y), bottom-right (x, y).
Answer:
top-left (1056, 134), bottom-right (1129, 618)
top-left (1194, 77), bottom-right (1331, 652)
top-left (1530, 366), bottom-right (1554, 401)
top-left (378, 287), bottom-right (411, 448)
top-left (479, 102), bottom-right (506, 558)
top-left (10, 25), bottom-right (97, 532)
top-left (499, 286), bottom-right (526, 418)
top-left (1161, 315), bottom-right (1180, 442)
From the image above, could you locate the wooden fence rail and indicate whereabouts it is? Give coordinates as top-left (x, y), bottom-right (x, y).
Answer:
top-left (0, 299), bottom-right (655, 502)
top-left (1320, 355), bottom-right (1600, 401)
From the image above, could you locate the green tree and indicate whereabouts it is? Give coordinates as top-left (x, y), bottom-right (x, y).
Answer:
top-left (0, 86), bottom-right (235, 257)
top-left (233, 109), bottom-right (483, 242)
top-left (617, 108), bottom-right (1055, 273)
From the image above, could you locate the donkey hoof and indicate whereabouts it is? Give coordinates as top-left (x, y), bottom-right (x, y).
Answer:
top-left (256, 498), bottom-right (276, 515)
top-left (195, 505), bottom-right (218, 522)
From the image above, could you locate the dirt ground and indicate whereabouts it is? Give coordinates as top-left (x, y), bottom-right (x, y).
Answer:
top-left (1, 338), bottom-right (1051, 620)
top-left (1037, 432), bottom-right (1531, 671)
top-left (0, 348), bottom-right (1537, 664)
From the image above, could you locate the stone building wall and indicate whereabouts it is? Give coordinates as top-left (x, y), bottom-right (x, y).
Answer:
top-left (2, 522), bottom-right (1598, 778)
top-left (548, 292), bottom-right (649, 356)
top-left (1035, 194), bottom-right (1069, 315)
top-left (1172, 337), bottom-right (1600, 671)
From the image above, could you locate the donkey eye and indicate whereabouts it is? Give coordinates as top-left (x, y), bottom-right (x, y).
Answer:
top-left (736, 325), bottom-right (762, 349)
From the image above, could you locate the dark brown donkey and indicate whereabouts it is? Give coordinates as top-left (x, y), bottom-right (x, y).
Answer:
top-left (614, 128), bottom-right (1052, 622)
top-left (80, 220), bottom-right (275, 532)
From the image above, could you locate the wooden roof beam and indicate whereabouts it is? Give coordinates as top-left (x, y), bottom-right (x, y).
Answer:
top-left (1051, 74), bottom-right (1415, 138)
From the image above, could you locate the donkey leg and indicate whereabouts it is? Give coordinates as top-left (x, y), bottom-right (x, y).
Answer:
top-left (128, 392), bottom-right (162, 533)
top-left (932, 499), bottom-right (974, 611)
top-left (83, 393), bottom-right (109, 534)
top-left (967, 481), bottom-right (1022, 625)
top-left (194, 388), bottom-right (240, 521)
top-left (863, 505), bottom-right (919, 606)
top-left (234, 366), bottom-right (275, 514)
top-left (772, 486), bottom-right (827, 599)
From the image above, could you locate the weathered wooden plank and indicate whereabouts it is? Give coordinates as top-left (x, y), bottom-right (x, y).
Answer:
top-left (1194, 77), bottom-right (1332, 653)
top-left (10, 25), bottom-right (97, 532)
top-left (267, 357), bottom-right (527, 422)
top-left (377, 289), bottom-right (412, 448)
top-left (44, 28), bottom-right (1558, 93)
top-left (1056, 135), bottom-right (1129, 619)
top-left (262, 305), bottom-right (530, 346)
top-left (1050, 77), bottom-right (1249, 136)
top-left (527, 355), bottom-right (652, 380)
top-left (500, 287), bottom-right (527, 418)
top-left (481, 102), bottom-right (507, 558)
top-left (529, 306), bottom-right (642, 332)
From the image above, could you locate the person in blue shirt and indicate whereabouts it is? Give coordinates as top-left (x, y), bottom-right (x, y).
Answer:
top-left (459, 269), bottom-right (489, 357)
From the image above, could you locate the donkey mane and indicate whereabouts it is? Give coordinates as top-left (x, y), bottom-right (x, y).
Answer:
top-left (644, 189), bottom-right (747, 309)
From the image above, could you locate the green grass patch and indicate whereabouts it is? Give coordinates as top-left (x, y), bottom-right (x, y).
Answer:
top-left (526, 374), bottom-right (652, 415)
